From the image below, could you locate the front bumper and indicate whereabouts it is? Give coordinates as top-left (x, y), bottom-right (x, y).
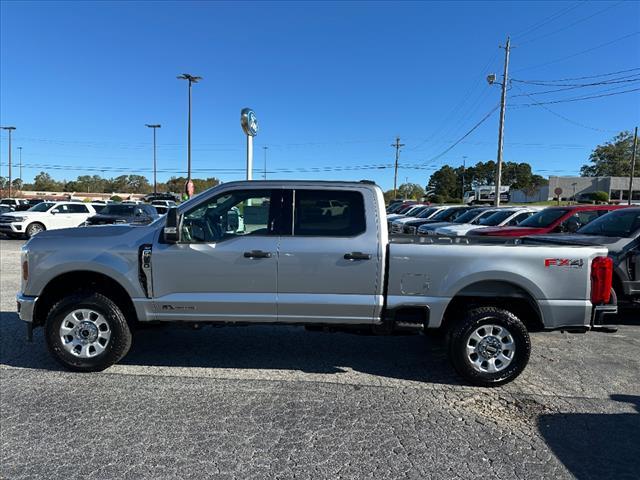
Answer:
top-left (16, 293), bottom-right (37, 323)
top-left (0, 223), bottom-right (23, 233)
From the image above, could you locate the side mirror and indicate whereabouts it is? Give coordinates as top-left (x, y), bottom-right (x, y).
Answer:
top-left (51, 209), bottom-right (59, 215)
top-left (164, 207), bottom-right (182, 243)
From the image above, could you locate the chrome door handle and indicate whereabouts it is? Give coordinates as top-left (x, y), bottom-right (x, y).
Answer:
top-left (344, 252), bottom-right (371, 261)
top-left (243, 250), bottom-right (272, 259)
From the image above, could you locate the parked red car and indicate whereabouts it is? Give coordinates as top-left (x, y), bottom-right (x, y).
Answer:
top-left (469, 205), bottom-right (628, 237)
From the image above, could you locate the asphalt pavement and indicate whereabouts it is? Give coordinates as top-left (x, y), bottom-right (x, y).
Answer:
top-left (1, 238), bottom-right (639, 479)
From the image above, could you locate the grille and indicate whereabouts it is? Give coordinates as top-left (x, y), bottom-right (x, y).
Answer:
top-left (404, 225), bottom-right (417, 234)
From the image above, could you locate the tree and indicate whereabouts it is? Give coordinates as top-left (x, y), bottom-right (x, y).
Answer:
top-left (580, 131), bottom-right (637, 177)
top-left (427, 165), bottom-right (459, 199)
top-left (397, 183), bottom-right (425, 200)
top-left (11, 178), bottom-right (24, 191)
top-left (33, 171), bottom-right (62, 191)
top-left (428, 160), bottom-right (548, 200)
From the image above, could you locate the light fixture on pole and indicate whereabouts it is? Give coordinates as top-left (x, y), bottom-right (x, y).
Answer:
top-left (177, 73), bottom-right (202, 198)
top-left (240, 108), bottom-right (259, 180)
top-left (145, 124), bottom-right (161, 194)
top-left (1, 126), bottom-right (16, 198)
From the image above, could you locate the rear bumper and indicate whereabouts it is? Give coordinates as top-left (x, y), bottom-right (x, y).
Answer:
top-left (591, 304), bottom-right (618, 327)
top-left (16, 293), bottom-right (37, 323)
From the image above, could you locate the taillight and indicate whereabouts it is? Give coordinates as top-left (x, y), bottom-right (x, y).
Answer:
top-left (591, 256), bottom-right (613, 304)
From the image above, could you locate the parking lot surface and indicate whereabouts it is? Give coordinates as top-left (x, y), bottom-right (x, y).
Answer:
top-left (1, 238), bottom-right (639, 479)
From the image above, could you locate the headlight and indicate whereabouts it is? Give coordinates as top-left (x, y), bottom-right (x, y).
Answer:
top-left (11, 216), bottom-right (26, 222)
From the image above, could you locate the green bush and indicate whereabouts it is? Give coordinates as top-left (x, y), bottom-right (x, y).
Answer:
top-left (591, 191), bottom-right (609, 203)
top-left (110, 195), bottom-right (123, 202)
top-left (445, 197), bottom-right (462, 204)
top-left (431, 194), bottom-right (446, 204)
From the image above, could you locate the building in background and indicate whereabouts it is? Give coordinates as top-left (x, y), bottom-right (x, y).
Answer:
top-left (511, 176), bottom-right (640, 203)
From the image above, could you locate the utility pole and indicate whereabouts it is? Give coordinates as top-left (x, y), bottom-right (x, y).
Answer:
top-left (493, 36), bottom-right (510, 207)
top-left (391, 136), bottom-right (405, 199)
top-left (629, 126), bottom-right (638, 206)
top-left (263, 146), bottom-right (268, 180)
top-left (461, 156), bottom-right (467, 200)
top-left (1, 126), bottom-right (16, 197)
top-left (145, 124), bottom-right (161, 194)
top-left (17, 146), bottom-right (22, 184)
top-left (177, 73), bottom-right (202, 198)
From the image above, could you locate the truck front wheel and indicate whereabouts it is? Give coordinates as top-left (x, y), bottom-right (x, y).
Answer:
top-left (448, 306), bottom-right (530, 387)
top-left (45, 292), bottom-right (132, 372)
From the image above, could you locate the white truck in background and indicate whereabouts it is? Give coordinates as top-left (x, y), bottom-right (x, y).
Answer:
top-left (464, 186), bottom-right (510, 205)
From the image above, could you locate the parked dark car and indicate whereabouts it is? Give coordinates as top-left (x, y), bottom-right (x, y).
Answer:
top-left (14, 198), bottom-right (45, 211)
top-left (400, 206), bottom-right (476, 234)
top-left (84, 203), bottom-right (159, 226)
top-left (526, 208), bottom-right (640, 306)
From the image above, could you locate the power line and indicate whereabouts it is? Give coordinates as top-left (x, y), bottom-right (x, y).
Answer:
top-left (511, 67), bottom-right (640, 83)
top-left (511, 78), bottom-right (640, 97)
top-left (512, 73), bottom-right (640, 88)
top-left (510, 83), bottom-right (619, 132)
top-left (512, 1), bottom-right (585, 40)
top-left (513, 31), bottom-right (640, 73)
top-left (518, 1), bottom-right (626, 46)
top-left (511, 86), bottom-right (640, 106)
top-left (421, 104), bottom-right (500, 165)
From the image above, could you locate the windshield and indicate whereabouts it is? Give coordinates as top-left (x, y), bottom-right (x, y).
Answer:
top-left (415, 207), bottom-right (439, 218)
top-left (453, 209), bottom-right (487, 224)
top-left (429, 208), bottom-right (461, 221)
top-left (479, 210), bottom-right (519, 226)
top-left (28, 202), bottom-right (56, 212)
top-left (1, 199), bottom-right (14, 205)
top-left (100, 204), bottom-right (137, 215)
top-left (519, 208), bottom-right (568, 228)
top-left (470, 210), bottom-right (498, 224)
top-left (577, 209), bottom-right (640, 237)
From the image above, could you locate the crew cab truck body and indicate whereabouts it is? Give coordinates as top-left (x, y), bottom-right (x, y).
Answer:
top-left (17, 181), bottom-right (616, 386)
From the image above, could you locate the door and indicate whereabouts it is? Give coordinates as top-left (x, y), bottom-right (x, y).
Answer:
top-left (65, 203), bottom-right (92, 226)
top-left (277, 188), bottom-right (382, 324)
top-left (151, 188), bottom-right (282, 322)
top-left (49, 203), bottom-right (75, 229)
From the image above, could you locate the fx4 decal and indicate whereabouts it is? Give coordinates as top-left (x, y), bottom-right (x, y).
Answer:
top-left (544, 258), bottom-right (584, 268)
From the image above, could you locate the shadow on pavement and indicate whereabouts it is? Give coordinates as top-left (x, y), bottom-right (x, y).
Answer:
top-left (538, 395), bottom-right (640, 480)
top-left (0, 310), bottom-right (462, 385)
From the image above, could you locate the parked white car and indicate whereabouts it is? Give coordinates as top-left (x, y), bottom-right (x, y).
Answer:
top-left (0, 201), bottom-right (96, 238)
top-left (435, 208), bottom-right (538, 236)
top-left (390, 205), bottom-right (452, 234)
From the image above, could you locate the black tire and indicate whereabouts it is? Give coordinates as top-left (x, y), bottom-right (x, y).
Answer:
top-left (26, 222), bottom-right (45, 238)
top-left (45, 292), bottom-right (132, 372)
top-left (448, 306), bottom-right (531, 387)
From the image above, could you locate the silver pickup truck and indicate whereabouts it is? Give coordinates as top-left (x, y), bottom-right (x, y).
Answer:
top-left (16, 181), bottom-right (616, 386)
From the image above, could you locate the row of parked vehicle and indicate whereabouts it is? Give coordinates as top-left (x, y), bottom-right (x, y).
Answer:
top-left (387, 200), bottom-right (640, 307)
top-left (0, 196), bottom-right (177, 239)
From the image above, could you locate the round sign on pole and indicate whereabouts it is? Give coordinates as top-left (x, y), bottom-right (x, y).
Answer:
top-left (554, 187), bottom-right (563, 196)
top-left (241, 108), bottom-right (258, 137)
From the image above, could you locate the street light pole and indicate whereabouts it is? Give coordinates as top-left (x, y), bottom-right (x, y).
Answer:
top-left (177, 73), bottom-right (202, 198)
top-left (263, 146), bottom-right (268, 180)
top-left (145, 124), bottom-right (161, 194)
top-left (629, 127), bottom-right (638, 206)
top-left (17, 146), bottom-right (22, 185)
top-left (1, 126), bottom-right (16, 197)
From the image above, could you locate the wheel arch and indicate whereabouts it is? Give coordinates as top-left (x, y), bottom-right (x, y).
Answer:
top-left (440, 280), bottom-right (544, 333)
top-left (34, 270), bottom-right (137, 328)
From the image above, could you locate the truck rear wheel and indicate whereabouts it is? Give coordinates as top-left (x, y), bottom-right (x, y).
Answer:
top-left (45, 292), bottom-right (132, 372)
top-left (448, 306), bottom-right (530, 387)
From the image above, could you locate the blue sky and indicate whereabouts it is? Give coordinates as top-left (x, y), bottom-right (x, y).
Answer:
top-left (1, 0), bottom-right (639, 191)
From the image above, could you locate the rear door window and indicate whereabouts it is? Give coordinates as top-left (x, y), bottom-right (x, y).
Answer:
top-left (293, 190), bottom-right (366, 236)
